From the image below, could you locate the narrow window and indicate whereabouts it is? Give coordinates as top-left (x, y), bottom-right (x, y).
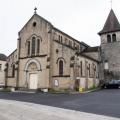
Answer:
top-left (6, 63), bottom-right (8, 77)
top-left (89, 64), bottom-right (90, 77)
top-left (94, 65), bottom-right (96, 77)
top-left (59, 60), bottom-right (63, 76)
top-left (61, 36), bottom-right (63, 43)
top-left (107, 35), bottom-right (111, 43)
top-left (73, 42), bottom-right (75, 48)
top-left (69, 40), bottom-right (70, 46)
top-left (112, 34), bottom-right (116, 42)
top-left (59, 35), bottom-right (60, 42)
top-left (0, 64), bottom-right (2, 71)
top-left (12, 64), bottom-right (15, 77)
top-left (80, 61), bottom-right (82, 76)
top-left (69, 41), bottom-right (72, 47)
top-left (76, 45), bottom-right (79, 50)
top-left (27, 41), bottom-right (30, 55)
top-left (37, 39), bottom-right (40, 54)
top-left (31, 37), bottom-right (36, 55)
top-left (71, 41), bottom-right (73, 47)
top-left (65, 38), bottom-right (67, 44)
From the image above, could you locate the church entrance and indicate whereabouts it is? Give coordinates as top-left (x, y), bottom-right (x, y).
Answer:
top-left (29, 73), bottom-right (38, 89)
top-left (24, 59), bottom-right (41, 90)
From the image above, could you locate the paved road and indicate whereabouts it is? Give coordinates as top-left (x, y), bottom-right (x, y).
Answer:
top-left (0, 89), bottom-right (120, 118)
top-left (0, 99), bottom-right (119, 120)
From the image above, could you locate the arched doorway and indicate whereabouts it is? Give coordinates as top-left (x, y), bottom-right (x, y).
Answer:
top-left (24, 59), bottom-right (41, 89)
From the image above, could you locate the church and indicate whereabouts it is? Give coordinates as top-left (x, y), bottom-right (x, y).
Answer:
top-left (4, 8), bottom-right (120, 92)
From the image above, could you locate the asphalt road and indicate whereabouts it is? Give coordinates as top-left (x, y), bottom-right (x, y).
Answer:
top-left (0, 100), bottom-right (119, 120)
top-left (0, 89), bottom-right (120, 118)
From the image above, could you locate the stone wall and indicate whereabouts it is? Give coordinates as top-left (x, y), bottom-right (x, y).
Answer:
top-left (100, 31), bottom-right (120, 80)
top-left (0, 60), bottom-right (6, 85)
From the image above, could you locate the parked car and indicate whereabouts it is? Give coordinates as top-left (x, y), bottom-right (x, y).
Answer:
top-left (102, 80), bottom-right (120, 89)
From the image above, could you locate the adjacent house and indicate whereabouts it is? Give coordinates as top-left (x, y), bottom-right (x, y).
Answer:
top-left (0, 54), bottom-right (7, 86)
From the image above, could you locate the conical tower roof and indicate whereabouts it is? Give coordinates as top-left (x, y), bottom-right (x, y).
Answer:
top-left (99, 9), bottom-right (120, 35)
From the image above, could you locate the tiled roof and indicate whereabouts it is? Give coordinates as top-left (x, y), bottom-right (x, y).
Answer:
top-left (99, 9), bottom-right (120, 35)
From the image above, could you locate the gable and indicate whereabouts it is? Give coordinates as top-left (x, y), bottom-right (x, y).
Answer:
top-left (19, 14), bottom-right (52, 35)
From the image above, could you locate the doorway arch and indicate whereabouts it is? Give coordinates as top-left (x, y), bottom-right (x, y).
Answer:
top-left (24, 59), bottom-right (41, 89)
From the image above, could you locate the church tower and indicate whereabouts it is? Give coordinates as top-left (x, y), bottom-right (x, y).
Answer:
top-left (99, 9), bottom-right (120, 81)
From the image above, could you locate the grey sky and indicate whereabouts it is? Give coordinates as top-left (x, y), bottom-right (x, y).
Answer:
top-left (0, 0), bottom-right (120, 56)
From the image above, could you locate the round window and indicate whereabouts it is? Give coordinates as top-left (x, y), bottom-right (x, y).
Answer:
top-left (33, 22), bottom-right (37, 27)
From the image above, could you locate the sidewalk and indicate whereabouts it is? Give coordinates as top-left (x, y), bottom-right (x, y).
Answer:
top-left (0, 99), bottom-right (119, 120)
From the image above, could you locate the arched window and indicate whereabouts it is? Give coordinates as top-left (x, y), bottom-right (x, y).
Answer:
top-left (89, 64), bottom-right (90, 77)
top-left (59, 60), bottom-right (63, 76)
top-left (65, 38), bottom-right (67, 44)
top-left (69, 40), bottom-right (72, 47)
top-left (37, 39), bottom-right (40, 54)
top-left (80, 61), bottom-right (82, 76)
top-left (73, 42), bottom-right (75, 48)
top-left (12, 64), bottom-right (15, 77)
top-left (61, 36), bottom-right (63, 43)
top-left (58, 35), bottom-right (60, 42)
top-left (112, 34), bottom-right (116, 42)
top-left (107, 35), bottom-right (111, 43)
top-left (31, 37), bottom-right (36, 55)
top-left (27, 41), bottom-right (30, 55)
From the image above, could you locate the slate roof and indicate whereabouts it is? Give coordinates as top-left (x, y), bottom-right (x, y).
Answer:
top-left (99, 9), bottom-right (120, 35)
top-left (80, 42), bottom-right (90, 48)
top-left (80, 53), bottom-right (99, 63)
top-left (82, 46), bottom-right (99, 53)
top-left (0, 54), bottom-right (7, 61)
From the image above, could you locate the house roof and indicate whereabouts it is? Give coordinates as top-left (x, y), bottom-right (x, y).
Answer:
top-left (0, 54), bottom-right (7, 61)
top-left (77, 53), bottom-right (99, 63)
top-left (80, 42), bottom-right (90, 48)
top-left (99, 9), bottom-right (120, 35)
top-left (53, 27), bottom-right (81, 44)
top-left (82, 46), bottom-right (99, 53)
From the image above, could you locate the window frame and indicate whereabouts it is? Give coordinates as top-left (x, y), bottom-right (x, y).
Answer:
top-left (31, 37), bottom-right (36, 55)
top-left (37, 39), bottom-right (40, 54)
top-left (112, 34), bottom-right (117, 42)
top-left (107, 34), bottom-right (111, 43)
top-left (27, 41), bottom-right (30, 55)
top-left (59, 60), bottom-right (64, 76)
top-left (12, 64), bottom-right (15, 77)
top-left (0, 64), bottom-right (2, 71)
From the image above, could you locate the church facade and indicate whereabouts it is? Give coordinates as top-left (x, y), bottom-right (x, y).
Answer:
top-left (5, 9), bottom-right (120, 91)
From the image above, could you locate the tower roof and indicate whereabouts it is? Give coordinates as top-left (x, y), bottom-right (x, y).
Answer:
top-left (99, 9), bottom-right (120, 35)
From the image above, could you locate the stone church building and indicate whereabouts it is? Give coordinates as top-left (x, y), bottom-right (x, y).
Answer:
top-left (5, 8), bottom-right (119, 91)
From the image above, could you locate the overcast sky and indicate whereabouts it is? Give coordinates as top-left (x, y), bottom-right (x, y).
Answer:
top-left (0, 0), bottom-right (120, 56)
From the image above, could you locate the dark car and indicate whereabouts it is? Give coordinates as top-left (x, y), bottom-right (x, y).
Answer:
top-left (103, 80), bottom-right (120, 89)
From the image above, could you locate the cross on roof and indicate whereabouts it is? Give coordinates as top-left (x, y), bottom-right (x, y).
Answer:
top-left (34, 7), bottom-right (37, 14)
